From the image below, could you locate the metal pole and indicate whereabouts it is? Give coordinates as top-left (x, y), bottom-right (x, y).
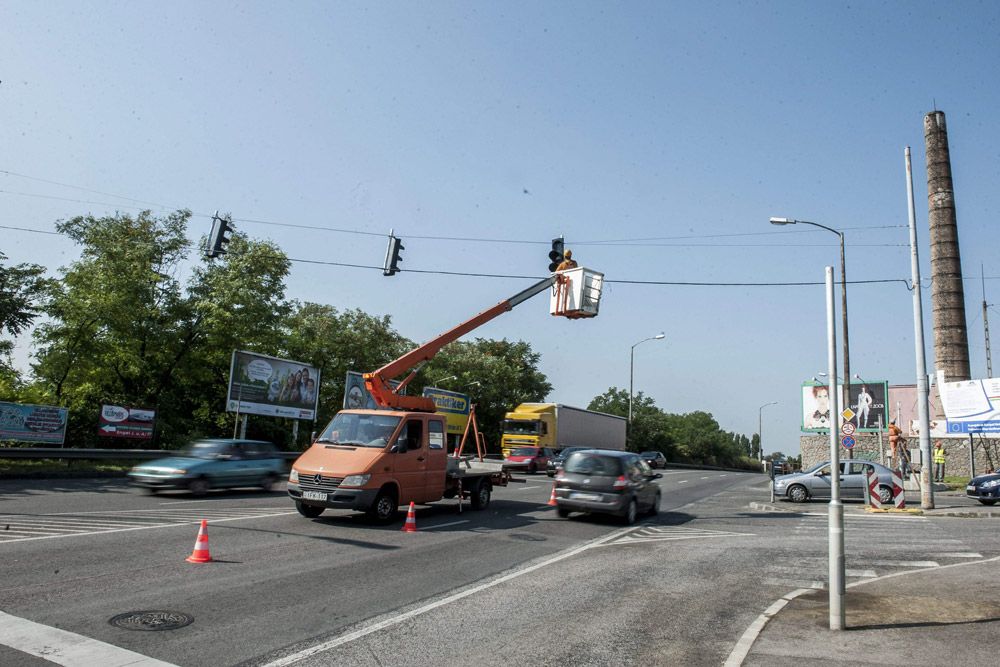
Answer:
top-left (969, 433), bottom-right (976, 477)
top-left (758, 407), bottom-right (763, 462)
top-left (839, 232), bottom-right (851, 460)
top-left (906, 146), bottom-right (934, 509)
top-left (826, 265), bottom-right (845, 631)
top-left (629, 344), bottom-right (635, 425)
top-left (240, 414), bottom-right (248, 439)
top-left (877, 414), bottom-right (884, 465)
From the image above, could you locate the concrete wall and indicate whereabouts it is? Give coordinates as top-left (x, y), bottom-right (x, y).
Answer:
top-left (800, 434), bottom-right (999, 478)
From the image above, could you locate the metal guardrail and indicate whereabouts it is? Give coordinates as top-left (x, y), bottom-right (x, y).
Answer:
top-left (0, 447), bottom-right (302, 461)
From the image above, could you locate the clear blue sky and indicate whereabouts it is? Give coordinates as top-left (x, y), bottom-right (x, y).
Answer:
top-left (3, 1), bottom-right (999, 456)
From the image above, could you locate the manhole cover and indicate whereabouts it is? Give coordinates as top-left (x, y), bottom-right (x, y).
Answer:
top-left (108, 610), bottom-right (194, 631)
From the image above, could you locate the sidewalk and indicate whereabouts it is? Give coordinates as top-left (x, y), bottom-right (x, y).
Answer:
top-left (736, 491), bottom-right (1000, 666)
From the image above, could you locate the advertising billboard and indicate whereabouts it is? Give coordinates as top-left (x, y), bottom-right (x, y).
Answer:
top-left (0, 401), bottom-right (69, 445)
top-left (939, 377), bottom-right (1000, 434)
top-left (422, 387), bottom-right (471, 436)
top-left (845, 381), bottom-right (888, 432)
top-left (802, 381), bottom-right (889, 432)
top-left (227, 351), bottom-right (320, 420)
top-left (98, 405), bottom-right (156, 440)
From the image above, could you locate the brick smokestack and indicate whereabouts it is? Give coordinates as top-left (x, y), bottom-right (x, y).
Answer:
top-left (924, 110), bottom-right (971, 381)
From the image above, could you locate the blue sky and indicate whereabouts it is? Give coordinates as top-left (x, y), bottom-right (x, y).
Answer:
top-left (3, 1), bottom-right (999, 455)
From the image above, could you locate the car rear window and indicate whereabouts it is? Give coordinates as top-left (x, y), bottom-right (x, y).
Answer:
top-left (564, 453), bottom-right (623, 476)
top-left (511, 447), bottom-right (538, 456)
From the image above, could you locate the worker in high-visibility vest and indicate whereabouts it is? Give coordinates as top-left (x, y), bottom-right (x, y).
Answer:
top-left (933, 442), bottom-right (947, 482)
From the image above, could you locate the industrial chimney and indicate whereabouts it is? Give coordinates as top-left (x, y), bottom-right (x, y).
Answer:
top-left (924, 110), bottom-right (971, 382)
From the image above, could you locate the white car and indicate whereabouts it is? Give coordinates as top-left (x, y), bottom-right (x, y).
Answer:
top-left (773, 460), bottom-right (895, 504)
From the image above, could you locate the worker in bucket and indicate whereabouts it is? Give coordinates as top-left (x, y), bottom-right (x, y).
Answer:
top-left (556, 249), bottom-right (578, 271)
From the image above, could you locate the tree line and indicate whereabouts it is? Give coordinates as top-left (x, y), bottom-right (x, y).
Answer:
top-left (1, 211), bottom-right (757, 466)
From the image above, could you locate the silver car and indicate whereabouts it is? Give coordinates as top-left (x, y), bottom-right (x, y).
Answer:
top-left (773, 460), bottom-right (896, 504)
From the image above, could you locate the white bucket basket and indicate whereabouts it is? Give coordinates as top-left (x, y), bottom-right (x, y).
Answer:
top-left (550, 267), bottom-right (604, 319)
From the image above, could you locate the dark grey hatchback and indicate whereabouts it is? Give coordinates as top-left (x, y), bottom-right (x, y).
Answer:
top-left (553, 450), bottom-right (662, 524)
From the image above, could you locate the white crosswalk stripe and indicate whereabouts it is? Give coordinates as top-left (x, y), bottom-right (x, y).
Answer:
top-left (600, 524), bottom-right (754, 546)
top-left (0, 507), bottom-right (296, 543)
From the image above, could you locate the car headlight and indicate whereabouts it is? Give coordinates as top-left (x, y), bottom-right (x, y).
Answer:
top-left (289, 469), bottom-right (299, 483)
top-left (982, 479), bottom-right (1000, 488)
top-left (169, 468), bottom-right (187, 475)
top-left (341, 474), bottom-right (371, 487)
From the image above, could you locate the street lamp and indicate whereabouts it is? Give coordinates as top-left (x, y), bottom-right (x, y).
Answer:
top-left (629, 333), bottom-right (665, 424)
top-left (771, 217), bottom-right (851, 408)
top-left (758, 401), bottom-right (777, 461)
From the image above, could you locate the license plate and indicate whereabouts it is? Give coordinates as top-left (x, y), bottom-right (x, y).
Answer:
top-left (303, 491), bottom-right (327, 501)
top-left (967, 485), bottom-right (976, 493)
top-left (570, 492), bottom-right (600, 502)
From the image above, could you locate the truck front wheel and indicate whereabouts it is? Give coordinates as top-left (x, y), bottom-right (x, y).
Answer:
top-left (367, 488), bottom-right (399, 523)
top-left (470, 479), bottom-right (492, 510)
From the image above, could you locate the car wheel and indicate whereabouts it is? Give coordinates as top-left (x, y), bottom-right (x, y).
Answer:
top-left (622, 498), bottom-right (638, 525)
top-left (648, 491), bottom-right (661, 516)
top-left (138, 486), bottom-right (157, 496)
top-left (188, 477), bottom-right (210, 496)
top-left (787, 484), bottom-right (809, 503)
top-left (260, 474), bottom-right (278, 492)
top-left (878, 485), bottom-right (894, 505)
top-left (979, 499), bottom-right (997, 506)
top-left (470, 480), bottom-right (492, 510)
top-left (296, 501), bottom-right (324, 518)
top-left (367, 488), bottom-right (399, 523)
top-left (557, 507), bottom-right (571, 518)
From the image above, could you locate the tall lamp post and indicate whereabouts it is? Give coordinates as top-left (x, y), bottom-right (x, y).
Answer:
top-left (771, 217), bottom-right (851, 419)
top-left (758, 401), bottom-right (777, 462)
top-left (629, 333), bottom-right (665, 424)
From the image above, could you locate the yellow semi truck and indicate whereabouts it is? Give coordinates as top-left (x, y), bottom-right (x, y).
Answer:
top-left (500, 403), bottom-right (627, 457)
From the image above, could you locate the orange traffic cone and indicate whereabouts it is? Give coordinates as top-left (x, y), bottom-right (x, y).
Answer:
top-left (185, 520), bottom-right (212, 563)
top-left (548, 484), bottom-right (558, 506)
top-left (401, 502), bottom-right (418, 532)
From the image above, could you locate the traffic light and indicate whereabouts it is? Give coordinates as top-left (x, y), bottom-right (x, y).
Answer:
top-left (383, 235), bottom-right (404, 276)
top-left (548, 237), bottom-right (564, 272)
top-left (206, 213), bottom-right (233, 258)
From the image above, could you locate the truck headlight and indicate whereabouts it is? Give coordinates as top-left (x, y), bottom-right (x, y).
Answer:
top-left (341, 474), bottom-right (371, 487)
top-left (289, 469), bottom-right (299, 483)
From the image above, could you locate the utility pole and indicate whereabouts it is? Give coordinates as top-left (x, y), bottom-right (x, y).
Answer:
top-left (983, 265), bottom-right (992, 378)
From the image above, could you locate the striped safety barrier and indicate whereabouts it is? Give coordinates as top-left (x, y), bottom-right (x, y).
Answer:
top-left (892, 469), bottom-right (906, 509)
top-left (866, 469), bottom-right (882, 509)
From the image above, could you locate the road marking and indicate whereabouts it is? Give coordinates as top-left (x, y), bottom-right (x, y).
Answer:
top-left (423, 520), bottom-right (469, 530)
top-left (0, 510), bottom-right (298, 544)
top-left (0, 610), bottom-right (177, 667)
top-left (261, 520), bottom-right (645, 666)
top-left (869, 560), bottom-right (939, 567)
top-left (931, 552), bottom-right (982, 558)
top-left (678, 480), bottom-right (689, 484)
top-left (601, 525), bottom-right (754, 546)
top-left (763, 578), bottom-right (824, 589)
top-left (515, 486), bottom-right (542, 491)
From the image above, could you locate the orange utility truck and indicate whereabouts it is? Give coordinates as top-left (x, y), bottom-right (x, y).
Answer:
top-left (287, 272), bottom-right (601, 522)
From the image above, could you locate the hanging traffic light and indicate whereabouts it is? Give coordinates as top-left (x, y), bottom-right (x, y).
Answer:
top-left (206, 212), bottom-right (234, 258)
top-left (383, 235), bottom-right (404, 276)
top-left (548, 237), bottom-right (564, 272)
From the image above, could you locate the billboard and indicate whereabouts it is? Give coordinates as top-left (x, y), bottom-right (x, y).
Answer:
top-left (98, 405), bottom-right (156, 440)
top-left (939, 377), bottom-right (1000, 434)
top-left (802, 382), bottom-right (888, 432)
top-left (844, 381), bottom-right (888, 432)
top-left (227, 351), bottom-right (320, 420)
top-left (0, 401), bottom-right (69, 445)
top-left (422, 387), bottom-right (471, 436)
top-left (343, 371), bottom-right (403, 410)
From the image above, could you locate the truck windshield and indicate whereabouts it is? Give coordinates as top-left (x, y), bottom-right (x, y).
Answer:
top-left (510, 447), bottom-right (539, 456)
top-left (316, 413), bottom-right (401, 448)
top-left (504, 419), bottom-right (540, 435)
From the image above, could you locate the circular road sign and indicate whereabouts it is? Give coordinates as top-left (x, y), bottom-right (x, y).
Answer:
top-left (841, 434), bottom-right (856, 449)
top-left (842, 422), bottom-right (856, 436)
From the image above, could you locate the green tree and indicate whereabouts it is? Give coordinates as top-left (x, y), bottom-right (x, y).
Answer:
top-left (0, 252), bottom-right (52, 396)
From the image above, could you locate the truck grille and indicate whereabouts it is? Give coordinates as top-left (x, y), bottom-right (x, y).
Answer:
top-left (299, 474), bottom-right (344, 491)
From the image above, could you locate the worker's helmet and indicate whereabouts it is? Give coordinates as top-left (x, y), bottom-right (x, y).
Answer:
top-left (564, 249), bottom-right (573, 258)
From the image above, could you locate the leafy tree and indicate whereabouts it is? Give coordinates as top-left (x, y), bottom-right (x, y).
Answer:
top-left (0, 252), bottom-right (51, 396)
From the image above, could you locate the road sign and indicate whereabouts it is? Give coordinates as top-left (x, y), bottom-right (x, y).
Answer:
top-left (841, 435), bottom-right (856, 449)
top-left (841, 408), bottom-right (856, 421)
top-left (841, 421), bottom-right (856, 436)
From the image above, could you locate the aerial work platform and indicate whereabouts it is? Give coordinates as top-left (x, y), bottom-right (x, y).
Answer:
top-left (550, 267), bottom-right (604, 319)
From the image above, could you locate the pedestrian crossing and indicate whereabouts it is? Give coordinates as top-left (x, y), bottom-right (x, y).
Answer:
top-left (601, 524), bottom-right (754, 546)
top-left (757, 512), bottom-right (981, 590)
top-left (0, 506), bottom-right (297, 543)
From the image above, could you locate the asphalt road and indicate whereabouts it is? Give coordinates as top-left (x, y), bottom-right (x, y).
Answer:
top-left (2, 471), bottom-right (995, 666)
